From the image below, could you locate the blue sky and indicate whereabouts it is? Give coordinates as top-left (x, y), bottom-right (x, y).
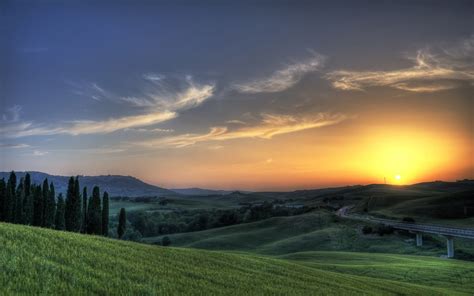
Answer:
top-left (1, 1), bottom-right (473, 189)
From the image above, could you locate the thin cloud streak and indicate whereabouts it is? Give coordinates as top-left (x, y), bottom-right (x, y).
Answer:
top-left (1, 110), bottom-right (177, 138)
top-left (0, 143), bottom-right (30, 149)
top-left (122, 75), bottom-right (215, 111)
top-left (137, 113), bottom-right (348, 148)
top-left (233, 52), bottom-right (325, 93)
top-left (2, 77), bottom-right (214, 138)
top-left (326, 37), bottom-right (474, 92)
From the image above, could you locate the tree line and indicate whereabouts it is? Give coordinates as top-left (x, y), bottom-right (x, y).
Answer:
top-left (127, 200), bottom-right (310, 238)
top-left (0, 171), bottom-right (123, 237)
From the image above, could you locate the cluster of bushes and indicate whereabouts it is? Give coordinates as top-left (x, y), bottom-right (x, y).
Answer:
top-left (362, 224), bottom-right (394, 236)
top-left (127, 201), bottom-right (310, 237)
top-left (0, 171), bottom-right (109, 236)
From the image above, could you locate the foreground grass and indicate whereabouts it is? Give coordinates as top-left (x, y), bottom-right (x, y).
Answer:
top-left (0, 223), bottom-right (468, 295)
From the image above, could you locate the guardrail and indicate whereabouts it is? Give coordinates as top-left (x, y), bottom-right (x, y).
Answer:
top-left (348, 213), bottom-right (474, 239)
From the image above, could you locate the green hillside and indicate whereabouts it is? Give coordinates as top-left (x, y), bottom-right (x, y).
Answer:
top-left (144, 211), bottom-right (473, 257)
top-left (0, 222), bottom-right (471, 295)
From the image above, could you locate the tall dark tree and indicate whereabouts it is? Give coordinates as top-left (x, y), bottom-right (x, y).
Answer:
top-left (44, 182), bottom-right (56, 228)
top-left (33, 185), bottom-right (43, 226)
top-left (87, 186), bottom-right (102, 235)
top-left (41, 179), bottom-right (49, 226)
top-left (9, 171), bottom-right (16, 195)
top-left (65, 177), bottom-right (81, 232)
top-left (0, 178), bottom-right (5, 220)
top-left (55, 193), bottom-right (66, 230)
top-left (22, 173), bottom-right (33, 225)
top-left (23, 185), bottom-right (34, 225)
top-left (74, 177), bottom-right (81, 227)
top-left (65, 177), bottom-right (75, 230)
top-left (82, 187), bottom-right (88, 233)
top-left (117, 208), bottom-right (126, 239)
top-left (4, 172), bottom-right (17, 222)
top-left (14, 179), bottom-right (24, 224)
top-left (24, 173), bottom-right (31, 197)
top-left (102, 191), bottom-right (109, 236)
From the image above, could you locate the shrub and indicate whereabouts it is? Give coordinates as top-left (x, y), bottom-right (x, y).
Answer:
top-left (362, 225), bottom-right (372, 234)
top-left (162, 236), bottom-right (171, 246)
top-left (375, 224), bottom-right (394, 236)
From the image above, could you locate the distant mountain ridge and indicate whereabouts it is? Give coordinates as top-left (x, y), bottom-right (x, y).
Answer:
top-left (0, 171), bottom-right (176, 197)
top-left (1, 171), bottom-right (472, 198)
top-left (170, 188), bottom-right (251, 196)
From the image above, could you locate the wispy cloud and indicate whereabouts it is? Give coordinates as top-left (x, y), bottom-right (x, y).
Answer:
top-left (124, 127), bottom-right (174, 133)
top-left (2, 105), bottom-right (22, 122)
top-left (33, 150), bottom-right (48, 156)
top-left (122, 75), bottom-right (215, 111)
top-left (136, 112), bottom-right (348, 148)
top-left (326, 36), bottom-right (474, 92)
top-left (70, 82), bottom-right (114, 101)
top-left (233, 52), bottom-right (325, 94)
top-left (1, 111), bottom-right (177, 138)
top-left (2, 76), bottom-right (214, 138)
top-left (0, 143), bottom-right (30, 149)
top-left (226, 120), bottom-right (247, 125)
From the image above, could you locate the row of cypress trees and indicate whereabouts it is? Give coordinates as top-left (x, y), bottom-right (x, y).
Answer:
top-left (0, 171), bottom-right (109, 236)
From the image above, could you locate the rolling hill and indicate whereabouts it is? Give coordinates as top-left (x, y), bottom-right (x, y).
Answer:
top-left (170, 188), bottom-right (239, 196)
top-left (0, 222), bottom-right (472, 295)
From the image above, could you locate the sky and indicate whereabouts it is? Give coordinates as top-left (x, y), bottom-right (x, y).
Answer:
top-left (1, 0), bottom-right (473, 190)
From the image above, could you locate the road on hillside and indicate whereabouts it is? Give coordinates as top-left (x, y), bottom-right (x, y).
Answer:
top-left (337, 206), bottom-right (474, 240)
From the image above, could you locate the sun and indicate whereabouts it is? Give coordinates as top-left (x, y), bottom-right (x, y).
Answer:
top-left (395, 175), bottom-right (401, 181)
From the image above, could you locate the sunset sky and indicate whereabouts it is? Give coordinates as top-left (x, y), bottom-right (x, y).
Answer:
top-left (1, 1), bottom-right (473, 190)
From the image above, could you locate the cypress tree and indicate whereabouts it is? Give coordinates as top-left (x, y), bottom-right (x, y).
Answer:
top-left (22, 173), bottom-right (33, 225)
top-left (82, 187), bottom-right (88, 233)
top-left (74, 177), bottom-right (81, 229)
top-left (0, 179), bottom-right (5, 221)
top-left (33, 185), bottom-right (43, 226)
top-left (24, 173), bottom-right (31, 197)
top-left (117, 208), bottom-right (126, 239)
top-left (41, 179), bottom-right (49, 226)
top-left (23, 186), bottom-right (34, 225)
top-left (4, 171), bottom-right (17, 222)
top-left (87, 186), bottom-right (102, 235)
top-left (65, 177), bottom-right (75, 231)
top-left (102, 191), bottom-right (109, 236)
top-left (55, 193), bottom-right (66, 230)
top-left (65, 177), bottom-right (81, 232)
top-left (44, 182), bottom-right (56, 228)
top-left (14, 179), bottom-right (24, 224)
top-left (9, 171), bottom-right (16, 195)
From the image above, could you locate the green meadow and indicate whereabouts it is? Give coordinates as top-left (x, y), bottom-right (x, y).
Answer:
top-left (1, 222), bottom-right (473, 295)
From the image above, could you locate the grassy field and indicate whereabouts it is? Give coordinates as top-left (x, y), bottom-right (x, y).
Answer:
top-left (1, 222), bottom-right (472, 295)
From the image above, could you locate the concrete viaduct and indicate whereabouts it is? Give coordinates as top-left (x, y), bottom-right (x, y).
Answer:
top-left (337, 206), bottom-right (474, 258)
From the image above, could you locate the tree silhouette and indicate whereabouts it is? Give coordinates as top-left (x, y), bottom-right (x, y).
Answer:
top-left (102, 191), bottom-right (109, 236)
top-left (87, 186), bottom-right (102, 235)
top-left (118, 208), bottom-right (126, 239)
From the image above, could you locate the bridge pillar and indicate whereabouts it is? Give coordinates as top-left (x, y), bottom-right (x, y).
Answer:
top-left (415, 233), bottom-right (423, 247)
top-left (446, 237), bottom-right (454, 258)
